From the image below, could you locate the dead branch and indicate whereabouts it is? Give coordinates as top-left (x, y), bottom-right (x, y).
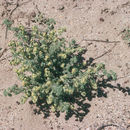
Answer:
top-left (0, 48), bottom-right (8, 58)
top-left (82, 39), bottom-right (120, 43)
top-left (97, 124), bottom-right (125, 130)
top-left (94, 43), bottom-right (117, 60)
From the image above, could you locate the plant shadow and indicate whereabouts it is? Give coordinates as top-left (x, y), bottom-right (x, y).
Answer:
top-left (29, 57), bottom-right (130, 121)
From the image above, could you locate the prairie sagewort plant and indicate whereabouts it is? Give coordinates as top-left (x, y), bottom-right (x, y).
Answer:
top-left (3, 17), bottom-right (117, 114)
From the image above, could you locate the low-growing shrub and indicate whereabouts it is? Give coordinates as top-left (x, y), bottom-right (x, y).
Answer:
top-left (3, 17), bottom-right (116, 114)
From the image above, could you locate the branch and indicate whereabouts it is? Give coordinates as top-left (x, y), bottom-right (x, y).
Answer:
top-left (94, 43), bottom-right (117, 60)
top-left (0, 48), bottom-right (8, 58)
top-left (82, 39), bottom-right (120, 43)
top-left (97, 124), bottom-right (125, 130)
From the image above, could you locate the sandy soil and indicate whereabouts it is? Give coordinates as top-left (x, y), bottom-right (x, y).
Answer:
top-left (0, 0), bottom-right (130, 130)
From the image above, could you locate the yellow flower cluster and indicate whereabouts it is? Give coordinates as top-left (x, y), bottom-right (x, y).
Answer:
top-left (32, 95), bottom-right (37, 103)
top-left (53, 37), bottom-right (58, 42)
top-left (26, 47), bottom-right (30, 53)
top-left (60, 63), bottom-right (65, 68)
top-left (19, 25), bottom-right (24, 31)
top-left (44, 68), bottom-right (51, 77)
top-left (50, 30), bottom-right (56, 35)
top-left (71, 68), bottom-right (77, 74)
top-left (15, 66), bottom-right (26, 74)
top-left (31, 86), bottom-right (40, 103)
top-left (42, 32), bottom-right (46, 37)
top-left (32, 74), bottom-right (37, 79)
top-left (47, 95), bottom-right (53, 104)
top-left (45, 55), bottom-right (49, 61)
top-left (32, 26), bottom-right (38, 32)
top-left (83, 61), bottom-right (87, 66)
top-left (58, 53), bottom-right (67, 59)
top-left (74, 80), bottom-right (79, 88)
top-left (47, 61), bottom-right (52, 66)
top-left (81, 92), bottom-right (86, 97)
top-left (51, 106), bottom-right (56, 112)
top-left (32, 86), bottom-right (40, 92)
top-left (39, 51), bottom-right (43, 57)
top-left (10, 58), bottom-right (21, 65)
top-left (63, 86), bottom-right (73, 95)
top-left (81, 77), bottom-right (87, 84)
top-left (18, 75), bottom-right (25, 80)
top-left (22, 80), bottom-right (28, 86)
top-left (33, 47), bottom-right (38, 54)
top-left (45, 81), bottom-right (51, 86)
top-left (60, 74), bottom-right (67, 81)
top-left (65, 48), bottom-right (75, 54)
top-left (21, 95), bottom-right (28, 104)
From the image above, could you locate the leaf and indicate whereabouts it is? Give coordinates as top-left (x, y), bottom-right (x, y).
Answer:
top-left (61, 102), bottom-right (70, 113)
top-left (3, 19), bottom-right (13, 29)
top-left (90, 80), bottom-right (98, 90)
top-left (107, 73), bottom-right (112, 79)
top-left (8, 93), bottom-right (12, 97)
top-left (3, 89), bottom-right (12, 97)
top-left (21, 96), bottom-right (28, 104)
top-left (3, 90), bottom-right (8, 96)
top-left (110, 70), bottom-right (117, 80)
top-left (71, 39), bottom-right (76, 44)
top-left (46, 18), bottom-right (56, 25)
top-left (103, 69), bottom-right (107, 75)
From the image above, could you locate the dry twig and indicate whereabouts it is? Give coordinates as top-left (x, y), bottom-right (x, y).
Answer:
top-left (97, 124), bottom-right (125, 130)
top-left (82, 39), bottom-right (120, 43)
top-left (94, 43), bottom-right (117, 60)
top-left (0, 48), bottom-right (8, 58)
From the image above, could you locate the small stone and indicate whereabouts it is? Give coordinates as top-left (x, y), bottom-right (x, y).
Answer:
top-left (8, 128), bottom-right (15, 130)
top-left (58, 6), bottom-right (64, 11)
top-left (99, 18), bottom-right (104, 22)
top-left (73, 4), bottom-right (78, 8)
top-left (30, 12), bottom-right (36, 18)
top-left (16, 101), bottom-right (20, 105)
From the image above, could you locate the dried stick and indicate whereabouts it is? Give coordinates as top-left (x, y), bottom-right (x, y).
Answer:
top-left (97, 124), bottom-right (125, 130)
top-left (94, 43), bottom-right (117, 60)
top-left (0, 48), bottom-right (8, 58)
top-left (82, 39), bottom-right (120, 43)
